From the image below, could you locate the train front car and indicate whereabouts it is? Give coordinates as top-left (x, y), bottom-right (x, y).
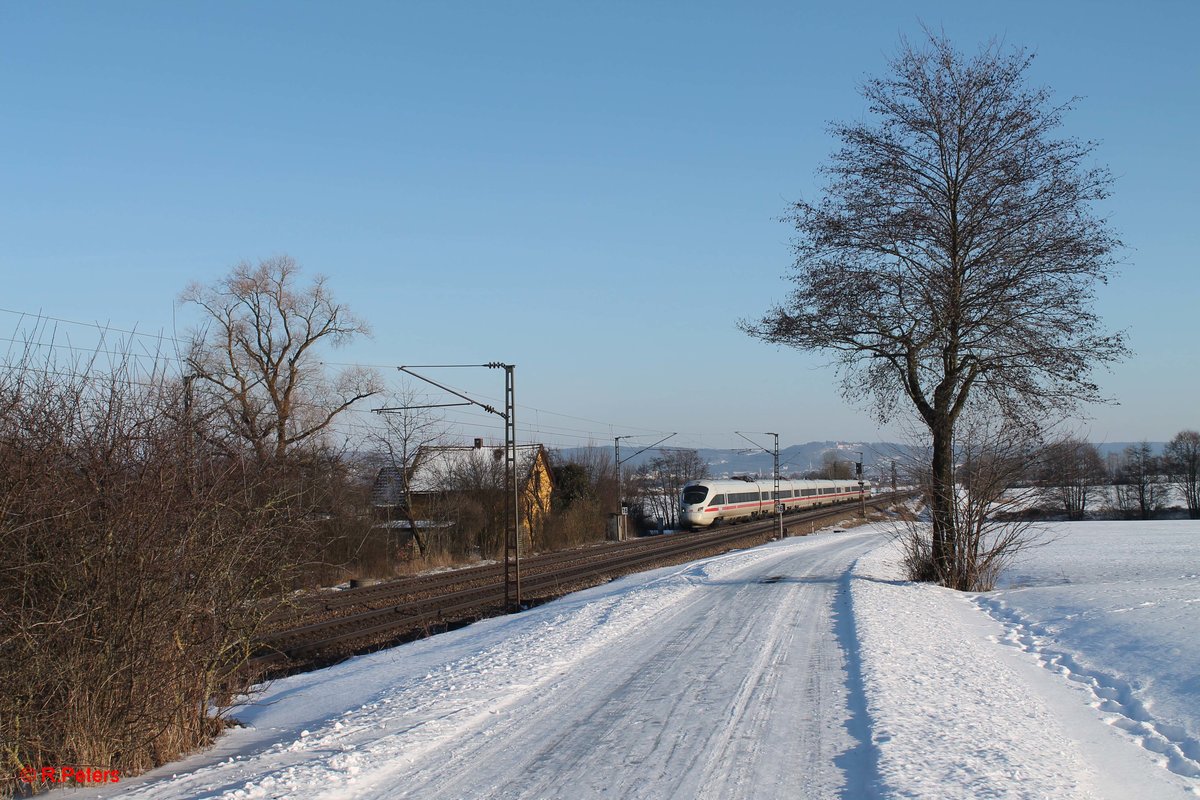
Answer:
top-left (679, 481), bottom-right (716, 529)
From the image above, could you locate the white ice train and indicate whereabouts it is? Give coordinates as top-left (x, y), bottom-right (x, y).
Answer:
top-left (679, 477), bottom-right (870, 529)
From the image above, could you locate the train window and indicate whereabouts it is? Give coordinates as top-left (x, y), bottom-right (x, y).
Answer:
top-left (801, 489), bottom-right (816, 496)
top-left (683, 485), bottom-right (710, 505)
top-left (711, 494), bottom-right (725, 505)
top-left (780, 490), bottom-right (793, 498)
top-left (822, 487), bottom-right (836, 494)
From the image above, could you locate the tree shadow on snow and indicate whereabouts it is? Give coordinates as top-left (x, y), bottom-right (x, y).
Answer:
top-left (832, 571), bottom-right (887, 799)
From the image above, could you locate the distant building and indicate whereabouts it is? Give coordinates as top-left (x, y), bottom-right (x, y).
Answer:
top-left (370, 440), bottom-right (554, 554)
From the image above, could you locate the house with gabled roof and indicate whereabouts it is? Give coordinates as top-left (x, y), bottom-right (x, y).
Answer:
top-left (370, 439), bottom-right (554, 555)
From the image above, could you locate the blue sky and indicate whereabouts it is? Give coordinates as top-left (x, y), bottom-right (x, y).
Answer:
top-left (2, 1), bottom-right (1196, 453)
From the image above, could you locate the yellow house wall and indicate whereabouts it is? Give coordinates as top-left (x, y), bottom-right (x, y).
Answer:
top-left (520, 449), bottom-right (554, 548)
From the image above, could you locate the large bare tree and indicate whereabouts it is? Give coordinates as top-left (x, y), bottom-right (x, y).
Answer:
top-left (742, 34), bottom-right (1127, 588)
top-left (1037, 437), bottom-right (1106, 520)
top-left (182, 256), bottom-right (380, 462)
top-left (1164, 430), bottom-right (1200, 519)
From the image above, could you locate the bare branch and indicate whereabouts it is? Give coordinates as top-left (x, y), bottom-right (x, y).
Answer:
top-left (179, 256), bottom-right (381, 462)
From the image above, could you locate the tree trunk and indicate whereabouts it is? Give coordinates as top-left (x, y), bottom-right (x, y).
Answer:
top-left (930, 421), bottom-right (956, 585)
top-left (400, 507), bottom-right (427, 558)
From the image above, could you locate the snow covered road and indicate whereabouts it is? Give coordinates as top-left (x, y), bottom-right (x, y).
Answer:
top-left (85, 529), bottom-right (882, 800)
top-left (394, 529), bottom-right (878, 800)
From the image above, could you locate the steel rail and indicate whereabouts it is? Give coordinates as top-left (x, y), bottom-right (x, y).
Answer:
top-left (288, 533), bottom-right (674, 616)
top-left (251, 494), bottom-right (900, 671)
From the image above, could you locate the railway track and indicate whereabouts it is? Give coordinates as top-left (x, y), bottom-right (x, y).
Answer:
top-left (267, 533), bottom-right (676, 622)
top-left (251, 495), bottom-right (899, 674)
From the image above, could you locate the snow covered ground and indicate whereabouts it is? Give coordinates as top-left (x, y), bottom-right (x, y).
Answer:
top-left (51, 520), bottom-right (1199, 799)
top-left (852, 520), bottom-right (1200, 798)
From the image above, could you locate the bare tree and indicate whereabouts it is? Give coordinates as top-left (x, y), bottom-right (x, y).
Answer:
top-left (1037, 438), bottom-right (1105, 520)
top-left (1114, 441), bottom-right (1164, 520)
top-left (819, 450), bottom-right (854, 480)
top-left (742, 33), bottom-right (1126, 588)
top-left (443, 446), bottom-right (508, 557)
top-left (633, 449), bottom-right (709, 530)
top-left (1164, 430), bottom-right (1200, 519)
top-left (181, 256), bottom-right (380, 462)
top-left (369, 387), bottom-right (449, 558)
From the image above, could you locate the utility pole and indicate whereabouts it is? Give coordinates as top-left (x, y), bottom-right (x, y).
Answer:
top-left (614, 435), bottom-right (627, 535)
top-left (856, 450), bottom-right (866, 518)
top-left (496, 363), bottom-right (518, 609)
top-left (737, 431), bottom-right (783, 538)
top-left (613, 433), bottom-right (676, 540)
top-left (773, 433), bottom-right (782, 537)
top-left (377, 362), bottom-right (522, 611)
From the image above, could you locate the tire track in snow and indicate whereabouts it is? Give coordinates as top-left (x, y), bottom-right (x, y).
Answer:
top-left (690, 574), bottom-right (806, 798)
top-left (93, 532), bottom-right (881, 800)
top-left (391, 533), bottom-right (879, 800)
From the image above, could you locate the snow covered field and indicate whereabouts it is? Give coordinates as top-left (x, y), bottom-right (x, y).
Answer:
top-left (52, 520), bottom-right (1199, 799)
top-left (852, 521), bottom-right (1200, 798)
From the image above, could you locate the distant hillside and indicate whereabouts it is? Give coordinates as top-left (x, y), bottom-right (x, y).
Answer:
top-left (549, 440), bottom-right (1169, 478)
top-left (1095, 442), bottom-right (1166, 458)
top-left (552, 441), bottom-right (916, 478)
top-left (701, 441), bottom-right (916, 478)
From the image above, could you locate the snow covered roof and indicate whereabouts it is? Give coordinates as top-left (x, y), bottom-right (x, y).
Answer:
top-left (370, 443), bottom-right (550, 505)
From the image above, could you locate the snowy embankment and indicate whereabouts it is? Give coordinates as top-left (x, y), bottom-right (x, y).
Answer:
top-left (49, 520), bottom-right (1200, 799)
top-left (851, 520), bottom-right (1200, 798)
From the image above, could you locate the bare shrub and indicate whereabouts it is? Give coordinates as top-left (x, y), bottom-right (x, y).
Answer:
top-left (0, 340), bottom-right (301, 796)
top-left (898, 524), bottom-right (938, 584)
top-left (541, 497), bottom-right (608, 551)
top-left (898, 410), bottom-right (1043, 591)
